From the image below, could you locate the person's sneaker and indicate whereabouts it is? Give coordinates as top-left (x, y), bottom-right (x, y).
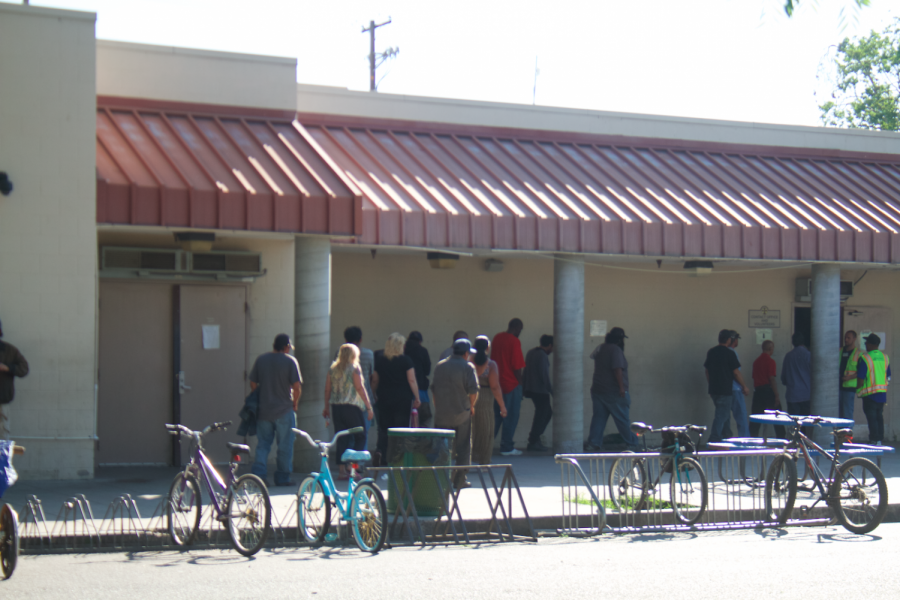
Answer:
top-left (875, 441), bottom-right (883, 446)
top-left (455, 480), bottom-right (472, 489)
top-left (526, 442), bottom-right (550, 452)
top-left (500, 448), bottom-right (523, 456)
top-left (583, 443), bottom-right (602, 453)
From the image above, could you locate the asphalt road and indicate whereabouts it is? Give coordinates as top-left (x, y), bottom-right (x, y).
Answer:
top-left (3, 524), bottom-right (899, 599)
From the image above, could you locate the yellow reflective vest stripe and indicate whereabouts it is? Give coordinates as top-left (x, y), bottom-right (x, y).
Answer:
top-left (841, 346), bottom-right (862, 388)
top-left (857, 350), bottom-right (890, 398)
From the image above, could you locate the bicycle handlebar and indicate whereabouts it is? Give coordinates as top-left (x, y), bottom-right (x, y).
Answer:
top-left (292, 426), bottom-right (364, 451)
top-left (165, 421), bottom-right (232, 438)
top-left (763, 410), bottom-right (825, 424)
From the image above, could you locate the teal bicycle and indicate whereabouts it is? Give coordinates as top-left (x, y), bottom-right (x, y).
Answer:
top-left (294, 426), bottom-right (387, 553)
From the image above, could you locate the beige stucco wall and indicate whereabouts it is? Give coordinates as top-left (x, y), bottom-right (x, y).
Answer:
top-left (296, 83), bottom-right (900, 155)
top-left (97, 40), bottom-right (297, 111)
top-left (331, 249), bottom-right (900, 449)
top-left (0, 4), bottom-right (98, 478)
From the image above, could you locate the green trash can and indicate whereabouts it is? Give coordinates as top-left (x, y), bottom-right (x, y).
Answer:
top-left (386, 428), bottom-right (454, 517)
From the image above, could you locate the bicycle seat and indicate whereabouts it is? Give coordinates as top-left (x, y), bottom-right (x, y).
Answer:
top-left (227, 442), bottom-right (251, 455)
top-left (832, 428), bottom-right (854, 442)
top-left (341, 449), bottom-right (371, 463)
top-left (630, 422), bottom-right (653, 436)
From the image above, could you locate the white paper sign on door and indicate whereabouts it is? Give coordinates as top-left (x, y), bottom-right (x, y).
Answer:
top-left (202, 324), bottom-right (220, 350)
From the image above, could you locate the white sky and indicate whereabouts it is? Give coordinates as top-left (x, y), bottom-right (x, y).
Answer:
top-left (19, 0), bottom-right (900, 127)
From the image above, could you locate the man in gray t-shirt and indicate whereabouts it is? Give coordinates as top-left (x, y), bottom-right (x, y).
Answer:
top-left (249, 333), bottom-right (302, 486)
top-left (586, 327), bottom-right (638, 451)
top-left (433, 338), bottom-right (479, 489)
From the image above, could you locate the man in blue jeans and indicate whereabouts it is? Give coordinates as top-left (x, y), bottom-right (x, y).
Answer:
top-left (250, 333), bottom-right (302, 486)
top-left (705, 329), bottom-right (749, 444)
top-left (586, 327), bottom-right (639, 451)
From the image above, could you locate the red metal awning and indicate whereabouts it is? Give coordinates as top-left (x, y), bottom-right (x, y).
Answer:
top-left (96, 97), bottom-right (361, 235)
top-left (298, 112), bottom-right (900, 263)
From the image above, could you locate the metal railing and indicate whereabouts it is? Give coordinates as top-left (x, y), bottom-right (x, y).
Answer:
top-left (557, 449), bottom-right (833, 535)
top-left (15, 464), bottom-right (535, 553)
top-left (367, 464), bottom-right (535, 546)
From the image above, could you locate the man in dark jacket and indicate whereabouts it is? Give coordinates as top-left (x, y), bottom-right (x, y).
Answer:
top-left (523, 334), bottom-right (554, 452)
top-left (0, 319), bottom-right (29, 438)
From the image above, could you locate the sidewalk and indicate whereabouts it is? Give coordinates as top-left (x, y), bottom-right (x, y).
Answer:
top-left (5, 450), bottom-right (900, 538)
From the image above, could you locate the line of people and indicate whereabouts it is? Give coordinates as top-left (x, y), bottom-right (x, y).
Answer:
top-left (318, 320), bottom-right (556, 487)
top-left (705, 328), bottom-right (891, 446)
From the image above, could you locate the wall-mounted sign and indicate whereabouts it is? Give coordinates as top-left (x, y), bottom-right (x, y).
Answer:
top-left (590, 320), bottom-right (607, 338)
top-left (748, 306), bottom-right (780, 328)
top-left (756, 329), bottom-right (773, 345)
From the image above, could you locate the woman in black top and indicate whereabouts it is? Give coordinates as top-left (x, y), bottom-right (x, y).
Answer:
top-left (373, 332), bottom-right (421, 460)
top-left (404, 331), bottom-right (432, 427)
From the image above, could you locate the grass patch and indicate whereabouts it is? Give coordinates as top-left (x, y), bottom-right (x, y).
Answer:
top-left (565, 492), bottom-right (678, 510)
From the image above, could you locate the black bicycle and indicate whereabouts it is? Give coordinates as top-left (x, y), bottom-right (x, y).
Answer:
top-left (608, 423), bottom-right (708, 525)
top-left (763, 410), bottom-right (888, 534)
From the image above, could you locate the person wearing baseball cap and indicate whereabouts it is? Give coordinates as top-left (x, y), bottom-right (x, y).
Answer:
top-left (248, 333), bottom-right (302, 485)
top-left (586, 326), bottom-right (639, 451)
top-left (857, 333), bottom-right (891, 445)
top-left (432, 338), bottom-right (479, 488)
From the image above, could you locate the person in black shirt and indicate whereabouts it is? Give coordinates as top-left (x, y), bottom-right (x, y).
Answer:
top-left (373, 333), bottom-right (421, 460)
top-left (704, 329), bottom-right (749, 444)
top-left (405, 331), bottom-right (433, 427)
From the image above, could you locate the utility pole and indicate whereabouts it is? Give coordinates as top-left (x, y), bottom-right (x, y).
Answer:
top-left (362, 18), bottom-right (398, 92)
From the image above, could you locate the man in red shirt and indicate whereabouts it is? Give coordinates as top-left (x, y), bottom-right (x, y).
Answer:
top-left (491, 318), bottom-right (526, 456)
top-left (749, 339), bottom-right (785, 439)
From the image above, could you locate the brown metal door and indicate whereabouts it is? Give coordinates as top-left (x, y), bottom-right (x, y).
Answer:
top-left (178, 285), bottom-right (247, 464)
top-left (843, 306), bottom-right (893, 436)
top-left (97, 282), bottom-right (173, 465)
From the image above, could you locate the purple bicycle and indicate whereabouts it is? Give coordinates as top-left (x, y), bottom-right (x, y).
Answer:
top-left (165, 421), bottom-right (272, 556)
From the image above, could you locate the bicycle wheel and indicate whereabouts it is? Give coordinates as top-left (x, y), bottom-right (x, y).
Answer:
top-left (764, 453), bottom-right (797, 524)
top-left (829, 457), bottom-right (888, 535)
top-left (608, 456), bottom-right (648, 512)
top-left (0, 504), bottom-right (19, 579)
top-left (297, 476), bottom-right (330, 544)
top-left (669, 456), bottom-right (707, 526)
top-left (226, 474), bottom-right (272, 557)
top-left (167, 472), bottom-right (202, 547)
top-left (350, 482), bottom-right (387, 553)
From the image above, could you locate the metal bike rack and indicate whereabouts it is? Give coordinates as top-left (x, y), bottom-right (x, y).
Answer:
top-left (367, 464), bottom-right (536, 546)
top-left (99, 494), bottom-right (144, 550)
top-left (50, 494), bottom-right (100, 551)
top-left (557, 449), bottom-right (835, 535)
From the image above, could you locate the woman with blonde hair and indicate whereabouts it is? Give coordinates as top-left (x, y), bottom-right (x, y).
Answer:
top-left (372, 332), bottom-right (421, 462)
top-left (323, 343), bottom-right (374, 480)
top-left (469, 335), bottom-right (507, 464)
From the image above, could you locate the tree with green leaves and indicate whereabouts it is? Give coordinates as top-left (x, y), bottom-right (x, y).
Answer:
top-left (819, 19), bottom-right (900, 130)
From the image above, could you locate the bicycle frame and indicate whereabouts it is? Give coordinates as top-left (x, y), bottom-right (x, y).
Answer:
top-left (296, 427), bottom-right (373, 523)
top-left (783, 427), bottom-right (842, 504)
top-left (183, 440), bottom-right (238, 519)
top-left (638, 429), bottom-right (697, 490)
top-left (168, 423), bottom-right (240, 520)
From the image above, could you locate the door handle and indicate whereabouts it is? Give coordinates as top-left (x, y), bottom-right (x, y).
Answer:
top-left (179, 371), bottom-right (192, 394)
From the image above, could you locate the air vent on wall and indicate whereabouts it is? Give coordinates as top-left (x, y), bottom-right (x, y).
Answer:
top-left (794, 278), bottom-right (854, 302)
top-left (101, 247), bottom-right (264, 281)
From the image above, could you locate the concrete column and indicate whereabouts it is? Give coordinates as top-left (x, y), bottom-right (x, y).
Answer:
top-left (810, 263), bottom-right (840, 442)
top-left (294, 236), bottom-right (331, 472)
top-left (553, 255), bottom-right (585, 454)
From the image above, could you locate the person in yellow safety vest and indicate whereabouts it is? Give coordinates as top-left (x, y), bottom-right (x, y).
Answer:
top-left (856, 333), bottom-right (891, 446)
top-left (839, 330), bottom-right (862, 420)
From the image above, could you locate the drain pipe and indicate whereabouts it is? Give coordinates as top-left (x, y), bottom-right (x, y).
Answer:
top-left (552, 255), bottom-right (584, 454)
